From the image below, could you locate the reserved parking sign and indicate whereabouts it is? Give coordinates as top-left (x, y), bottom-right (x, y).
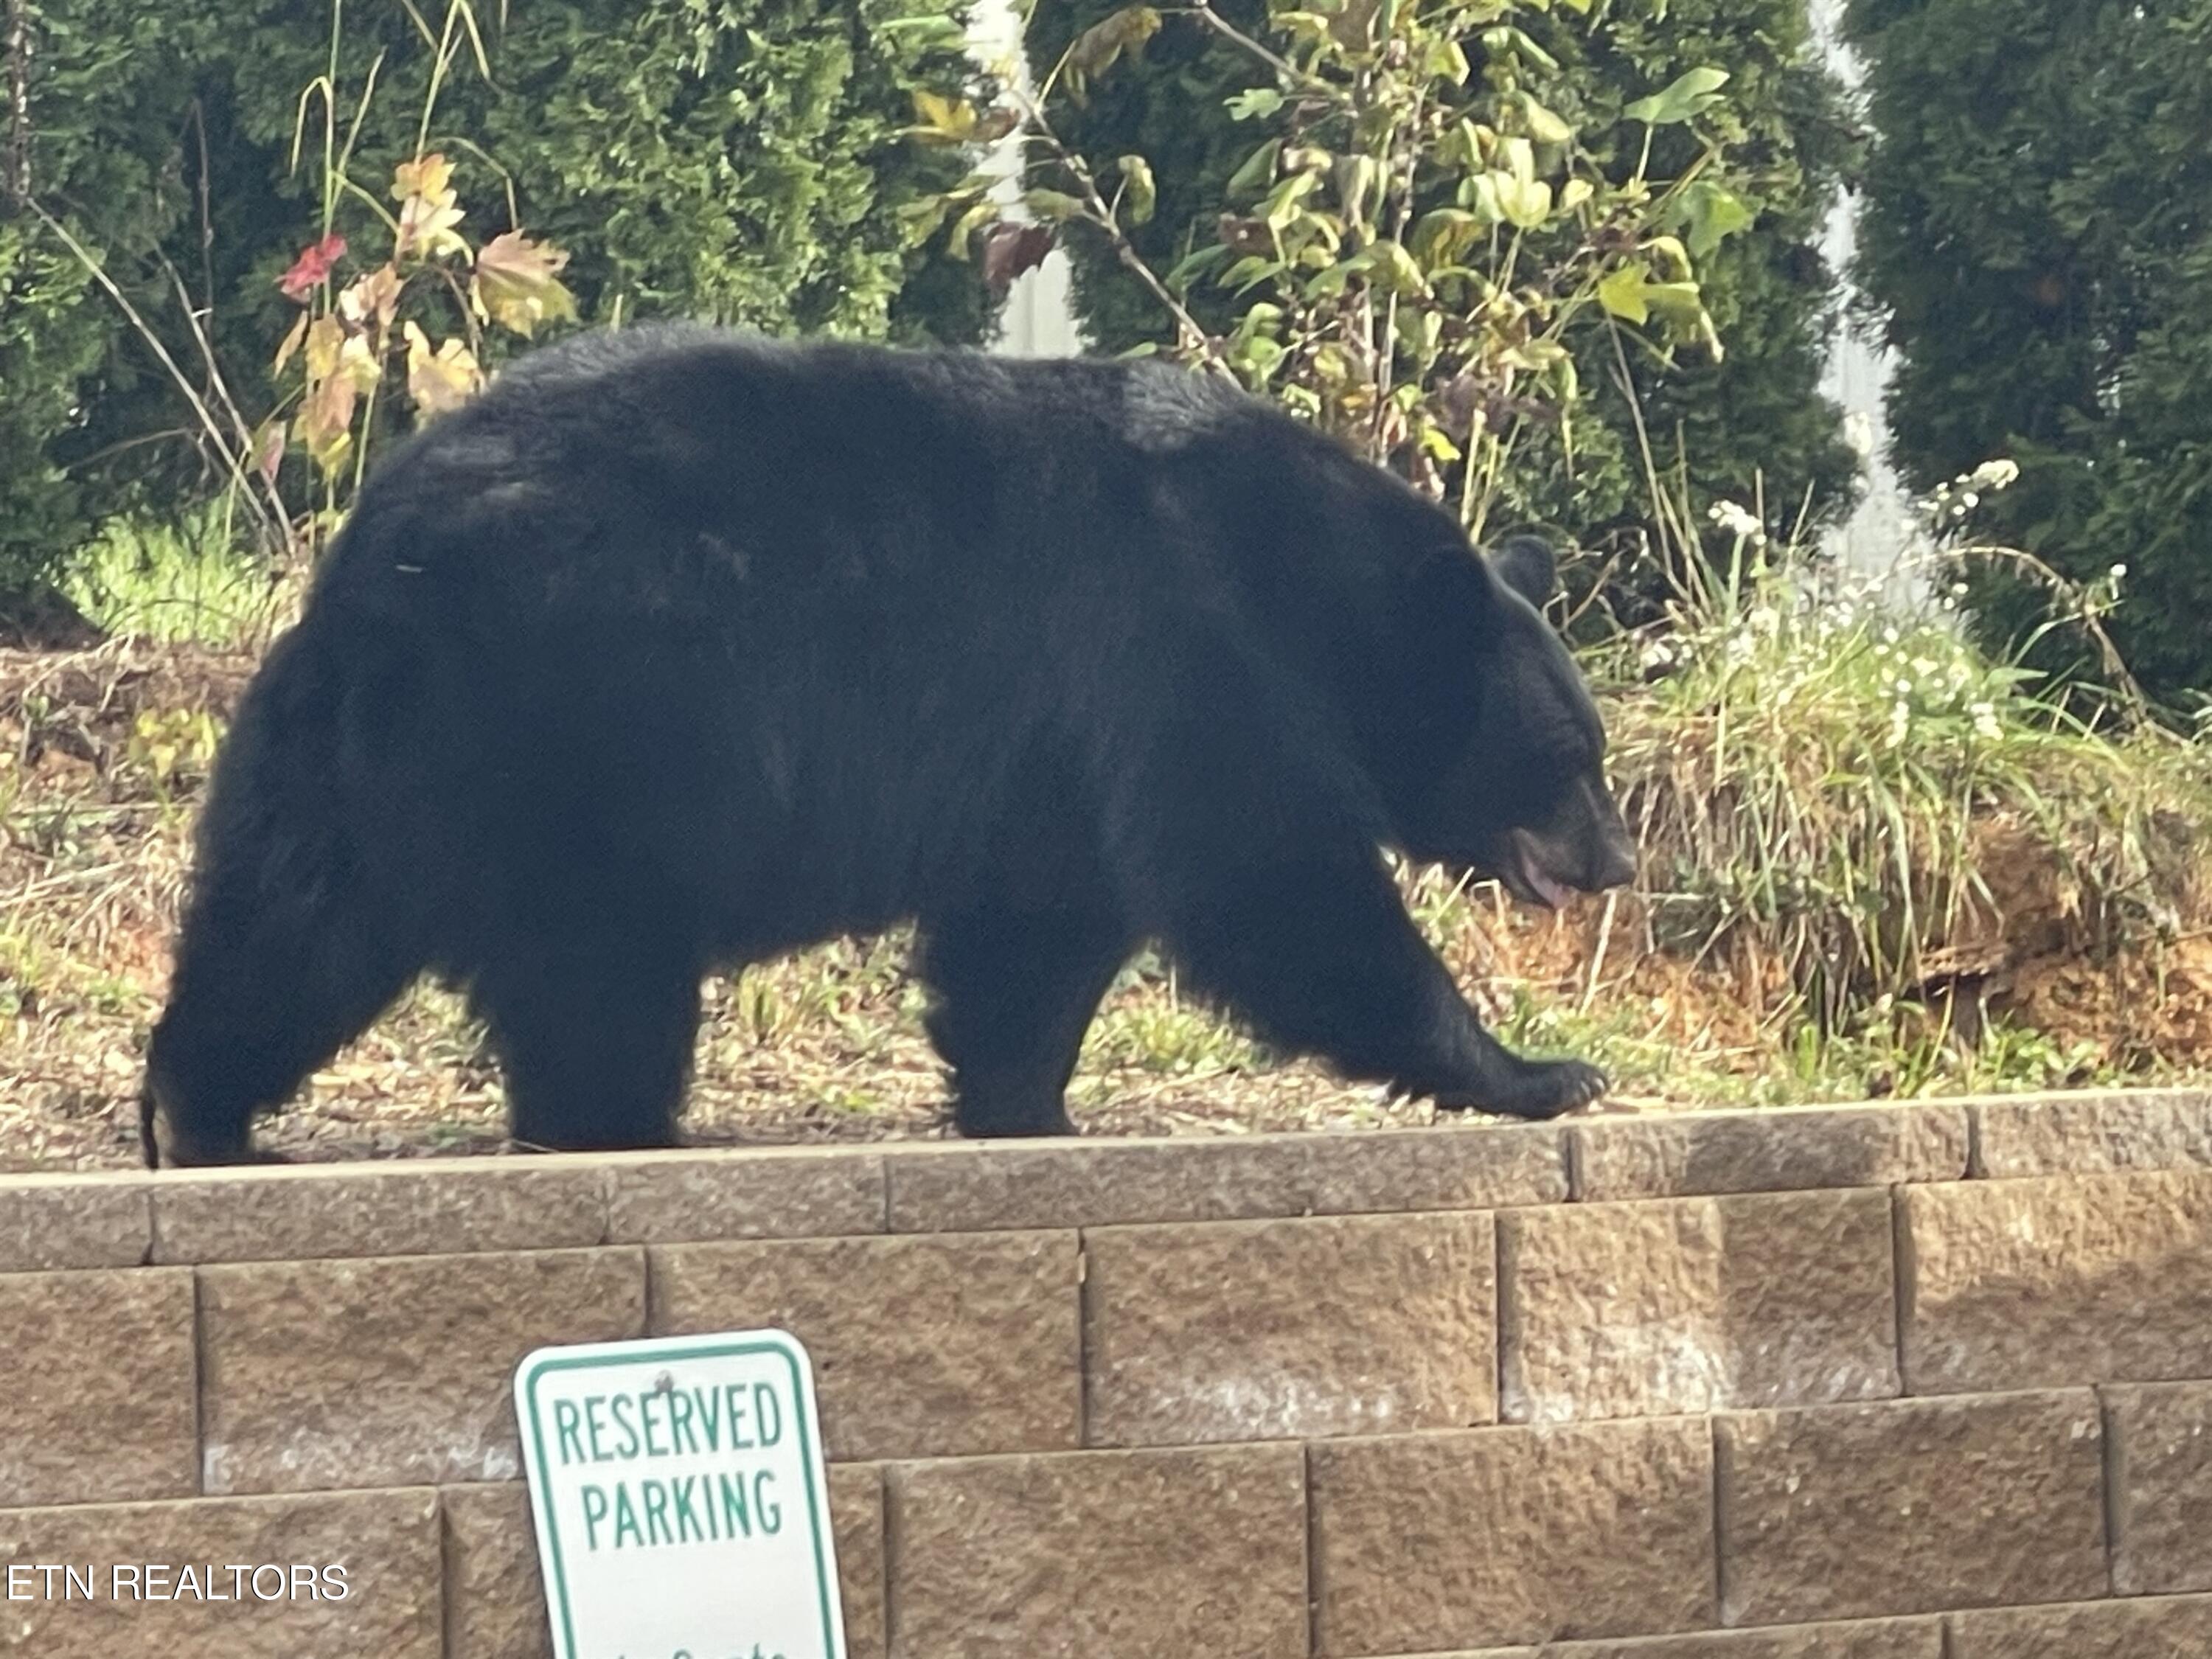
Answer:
top-left (514, 1329), bottom-right (846, 1659)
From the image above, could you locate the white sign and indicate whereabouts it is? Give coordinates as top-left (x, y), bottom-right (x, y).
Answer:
top-left (514, 1329), bottom-right (846, 1659)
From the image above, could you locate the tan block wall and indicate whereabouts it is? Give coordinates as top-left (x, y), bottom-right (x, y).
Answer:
top-left (2, 1089), bottom-right (2211, 1656)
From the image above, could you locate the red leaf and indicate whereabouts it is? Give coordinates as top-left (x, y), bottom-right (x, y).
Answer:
top-left (982, 222), bottom-right (1056, 295)
top-left (278, 234), bottom-right (348, 302)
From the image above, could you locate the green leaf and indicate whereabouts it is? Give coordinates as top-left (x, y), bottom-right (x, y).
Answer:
top-left (1227, 139), bottom-right (1283, 203)
top-left (1225, 88), bottom-right (1285, 122)
top-left (946, 198), bottom-right (1001, 260)
top-left (1116, 155), bottom-right (1158, 226)
top-left (1412, 207), bottom-right (1482, 265)
top-left (1463, 172), bottom-right (1504, 225)
top-left (1677, 179), bottom-right (1755, 258)
top-left (1497, 175), bottom-right (1553, 229)
top-left (1644, 234), bottom-right (1694, 280)
top-left (1166, 242), bottom-right (1234, 291)
top-left (1478, 26), bottom-right (1559, 72)
top-left (1522, 95), bottom-right (1573, 147)
top-left (1302, 263), bottom-right (1353, 300)
top-left (1598, 262), bottom-right (1652, 324)
top-left (1412, 308), bottom-right (1444, 365)
top-left (1234, 335), bottom-right (1286, 379)
top-left (1335, 154), bottom-right (1384, 230)
top-left (1259, 170), bottom-right (1320, 232)
top-left (1624, 66), bottom-right (1730, 126)
top-left (1363, 238), bottom-right (1427, 296)
top-left (1065, 7), bottom-right (1164, 83)
top-left (1642, 279), bottom-right (1705, 321)
top-left (1220, 254), bottom-right (1284, 293)
top-left (1023, 189), bottom-right (1088, 223)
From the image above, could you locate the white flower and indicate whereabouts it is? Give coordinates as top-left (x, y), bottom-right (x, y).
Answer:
top-left (1967, 459), bottom-right (2021, 491)
top-left (1971, 702), bottom-right (2001, 741)
top-left (1708, 501), bottom-right (1765, 543)
top-left (2110, 562), bottom-right (2129, 580)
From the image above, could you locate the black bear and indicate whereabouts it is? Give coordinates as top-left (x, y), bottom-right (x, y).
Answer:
top-left (141, 325), bottom-right (1636, 1167)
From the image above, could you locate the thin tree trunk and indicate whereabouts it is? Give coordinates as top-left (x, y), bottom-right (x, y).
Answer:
top-left (3, 0), bottom-right (31, 211)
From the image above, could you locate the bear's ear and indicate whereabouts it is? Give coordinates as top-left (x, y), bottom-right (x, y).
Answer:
top-left (1487, 534), bottom-right (1559, 609)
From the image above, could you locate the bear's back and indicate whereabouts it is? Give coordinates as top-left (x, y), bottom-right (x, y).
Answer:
top-left (313, 327), bottom-right (1336, 627)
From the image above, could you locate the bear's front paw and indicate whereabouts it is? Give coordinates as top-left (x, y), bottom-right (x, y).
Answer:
top-left (1427, 1056), bottom-right (1608, 1121)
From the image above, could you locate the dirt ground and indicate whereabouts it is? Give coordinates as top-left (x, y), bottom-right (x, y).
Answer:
top-left (3, 639), bottom-right (2207, 1172)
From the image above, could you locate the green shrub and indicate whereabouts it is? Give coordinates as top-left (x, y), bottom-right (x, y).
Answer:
top-left (1846, 0), bottom-right (2212, 706)
top-left (0, 0), bottom-right (989, 605)
top-left (1023, 0), bottom-right (1859, 554)
top-left (0, 1), bottom-right (220, 598)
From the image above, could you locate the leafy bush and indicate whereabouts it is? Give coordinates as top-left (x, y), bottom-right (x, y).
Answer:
top-left (1018, 0), bottom-right (1858, 554)
top-left (1846, 0), bottom-right (2212, 706)
top-left (1597, 465), bottom-right (2212, 1055)
top-left (0, 1), bottom-right (220, 600)
top-left (0, 0), bottom-right (988, 602)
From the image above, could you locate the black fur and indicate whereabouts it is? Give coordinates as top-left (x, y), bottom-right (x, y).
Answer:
top-left (142, 326), bottom-right (1636, 1166)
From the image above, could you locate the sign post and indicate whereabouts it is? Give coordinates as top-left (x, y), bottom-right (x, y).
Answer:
top-left (514, 1329), bottom-right (846, 1659)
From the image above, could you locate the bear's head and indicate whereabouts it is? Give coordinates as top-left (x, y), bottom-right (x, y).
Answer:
top-left (1388, 532), bottom-right (1638, 908)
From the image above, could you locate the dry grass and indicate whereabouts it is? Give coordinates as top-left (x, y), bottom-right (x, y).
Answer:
top-left (3, 611), bottom-right (2209, 1172)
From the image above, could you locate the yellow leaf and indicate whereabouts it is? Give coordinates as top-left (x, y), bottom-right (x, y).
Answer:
top-left (471, 231), bottom-right (578, 338)
top-left (274, 312), bottom-right (309, 378)
top-left (337, 331), bottom-right (383, 392)
top-left (303, 315), bottom-right (345, 382)
top-left (300, 370), bottom-right (358, 475)
top-left (908, 89), bottom-right (976, 141)
top-left (397, 192), bottom-right (468, 262)
top-left (403, 321), bottom-right (482, 417)
top-left (392, 153), bottom-right (455, 205)
top-left (337, 265), bottom-right (403, 330)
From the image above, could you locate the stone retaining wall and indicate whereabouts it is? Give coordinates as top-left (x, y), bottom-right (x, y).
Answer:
top-left (4, 1090), bottom-right (2212, 1656)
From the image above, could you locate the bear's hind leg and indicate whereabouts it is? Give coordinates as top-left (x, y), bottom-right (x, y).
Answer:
top-left (470, 915), bottom-right (703, 1154)
top-left (918, 903), bottom-right (1132, 1137)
